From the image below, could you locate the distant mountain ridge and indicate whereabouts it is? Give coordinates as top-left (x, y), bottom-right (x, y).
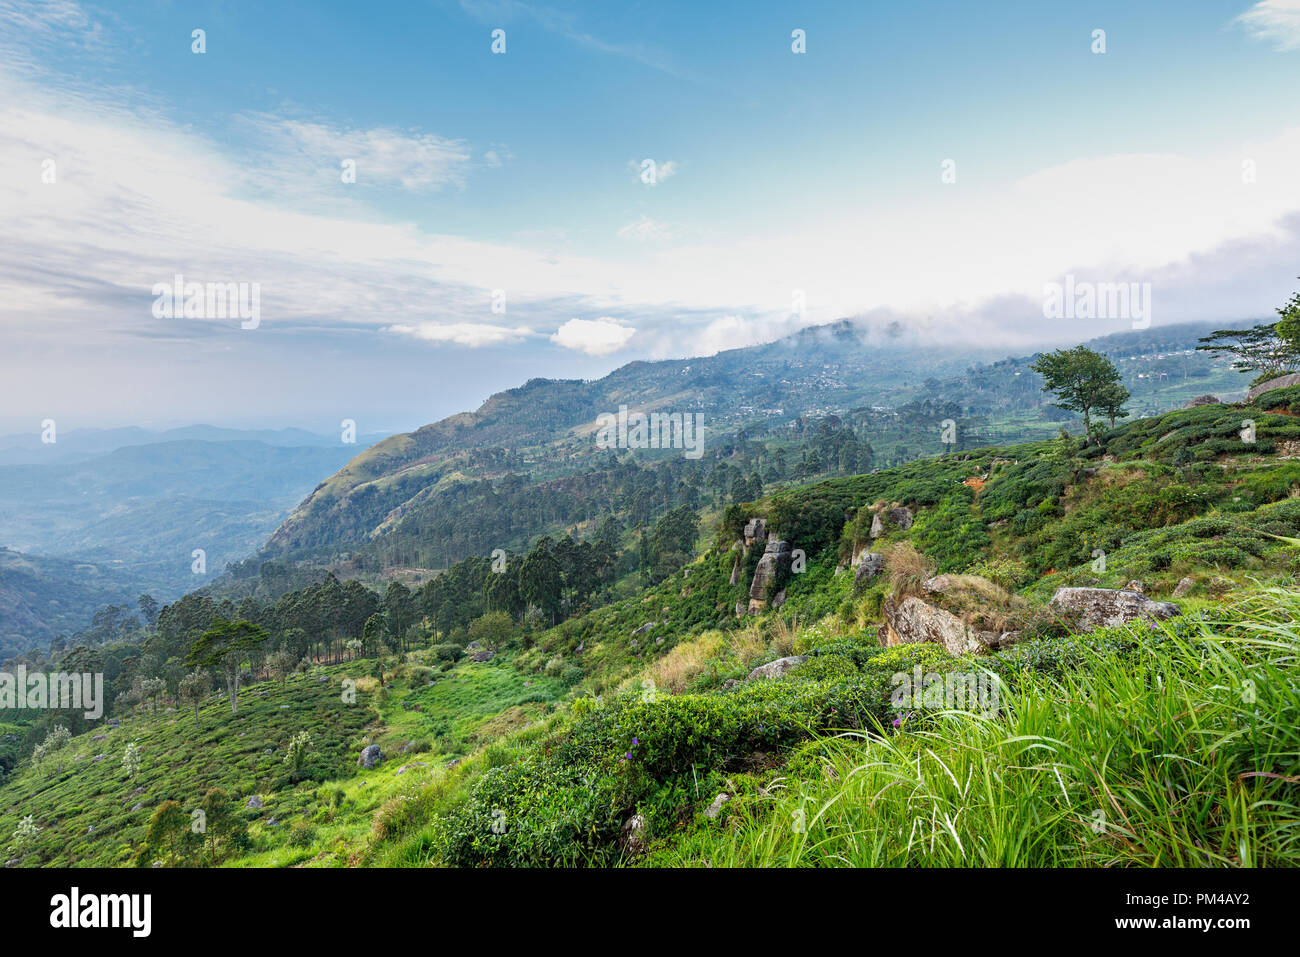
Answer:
top-left (252, 318), bottom-right (1242, 589)
top-left (0, 433), bottom-right (382, 653)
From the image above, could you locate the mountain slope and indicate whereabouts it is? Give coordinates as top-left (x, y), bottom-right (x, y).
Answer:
top-left (254, 320), bottom-right (1244, 588)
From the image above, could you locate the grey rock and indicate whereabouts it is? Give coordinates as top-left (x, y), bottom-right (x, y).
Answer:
top-left (396, 762), bottom-right (428, 775)
top-left (745, 656), bottom-right (808, 682)
top-left (620, 813), bottom-right (647, 855)
top-left (705, 793), bottom-right (731, 820)
top-left (468, 649), bottom-right (494, 663)
top-left (748, 540), bottom-right (793, 613)
top-left (1049, 587), bottom-right (1180, 630)
top-left (742, 518), bottom-right (768, 545)
top-left (882, 595), bottom-right (1010, 656)
top-left (853, 552), bottom-right (885, 587)
top-left (358, 744), bottom-right (383, 769)
top-left (632, 622), bottom-right (655, 635)
top-left (1184, 394), bottom-right (1221, 408)
top-left (246, 795), bottom-right (263, 809)
top-left (1247, 372), bottom-right (1300, 401)
top-left (889, 506), bottom-right (914, 530)
top-left (1172, 576), bottom-right (1195, 598)
top-left (131, 803), bottom-right (143, 812)
top-left (870, 513), bottom-right (885, 538)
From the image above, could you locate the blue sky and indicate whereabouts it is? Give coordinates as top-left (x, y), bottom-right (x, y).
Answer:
top-left (2, 0), bottom-right (1300, 433)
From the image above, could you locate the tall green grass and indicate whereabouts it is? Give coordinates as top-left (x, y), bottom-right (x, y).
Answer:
top-left (654, 588), bottom-right (1300, 867)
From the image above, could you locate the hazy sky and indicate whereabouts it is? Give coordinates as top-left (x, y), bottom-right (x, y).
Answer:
top-left (3, 0), bottom-right (1300, 434)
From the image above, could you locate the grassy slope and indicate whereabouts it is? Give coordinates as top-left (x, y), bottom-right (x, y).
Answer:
top-left (4, 387), bottom-right (1299, 868)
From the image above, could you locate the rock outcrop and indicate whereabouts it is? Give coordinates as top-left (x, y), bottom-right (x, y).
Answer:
top-left (853, 552), bottom-right (885, 588)
top-left (1247, 372), bottom-right (1300, 401)
top-left (357, 744), bottom-right (383, 769)
top-left (747, 539), bottom-right (793, 613)
top-left (881, 594), bottom-right (1018, 656)
top-left (743, 518), bottom-right (768, 546)
top-left (1049, 587), bottom-right (1179, 629)
top-left (889, 506), bottom-right (914, 531)
top-left (745, 655), bottom-right (808, 681)
top-left (1184, 394), bottom-right (1221, 408)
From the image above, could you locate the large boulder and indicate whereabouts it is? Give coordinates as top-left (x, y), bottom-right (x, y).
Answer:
top-left (357, 744), bottom-right (383, 769)
top-left (881, 595), bottom-right (1016, 656)
top-left (889, 506), bottom-right (914, 531)
top-left (854, 552), bottom-right (885, 588)
top-left (1050, 587), bottom-right (1179, 630)
top-left (1247, 372), bottom-right (1300, 401)
top-left (743, 518), bottom-right (768, 546)
top-left (748, 540), bottom-right (793, 613)
top-left (745, 655), bottom-right (808, 681)
top-left (869, 513), bottom-right (885, 538)
top-left (1184, 394), bottom-right (1221, 408)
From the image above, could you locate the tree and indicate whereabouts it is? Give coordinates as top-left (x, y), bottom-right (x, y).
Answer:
top-left (134, 800), bottom-right (196, 867)
top-left (1096, 379), bottom-right (1132, 429)
top-left (283, 731), bottom-right (313, 782)
top-left (361, 614), bottom-right (386, 657)
top-left (122, 741), bottom-right (142, 779)
top-left (185, 618), bottom-right (270, 715)
top-left (520, 539), bottom-right (563, 625)
top-left (139, 676), bottom-right (167, 715)
top-left (466, 611), bottom-right (514, 650)
top-left (194, 788), bottom-right (247, 865)
top-left (12, 815), bottom-right (39, 850)
top-left (1274, 285), bottom-right (1300, 356)
top-left (384, 581), bottom-right (415, 653)
top-left (1030, 346), bottom-right (1128, 437)
top-left (178, 670), bottom-right (209, 727)
top-left (265, 649), bottom-right (296, 688)
top-left (137, 594), bottom-right (160, 628)
top-left (1196, 322), bottom-right (1298, 385)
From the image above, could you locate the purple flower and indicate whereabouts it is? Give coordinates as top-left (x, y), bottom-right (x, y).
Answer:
top-left (631, 738), bottom-right (639, 747)
top-left (892, 717), bottom-right (902, 728)
top-left (625, 752), bottom-right (633, 760)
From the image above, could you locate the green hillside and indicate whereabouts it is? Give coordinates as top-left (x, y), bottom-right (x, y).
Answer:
top-left (3, 382), bottom-right (1298, 868)
top-left (229, 321), bottom-right (1238, 603)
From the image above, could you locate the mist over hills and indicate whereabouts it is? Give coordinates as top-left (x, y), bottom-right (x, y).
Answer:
top-left (237, 318), bottom-right (1242, 598)
top-left (0, 433), bottom-right (379, 655)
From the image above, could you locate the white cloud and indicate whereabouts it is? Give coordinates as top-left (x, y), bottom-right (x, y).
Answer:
top-left (237, 114), bottom-right (473, 194)
top-left (550, 317), bottom-right (637, 355)
top-left (385, 322), bottom-right (535, 347)
top-left (1236, 0), bottom-right (1300, 51)
top-left (617, 216), bottom-right (674, 241)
